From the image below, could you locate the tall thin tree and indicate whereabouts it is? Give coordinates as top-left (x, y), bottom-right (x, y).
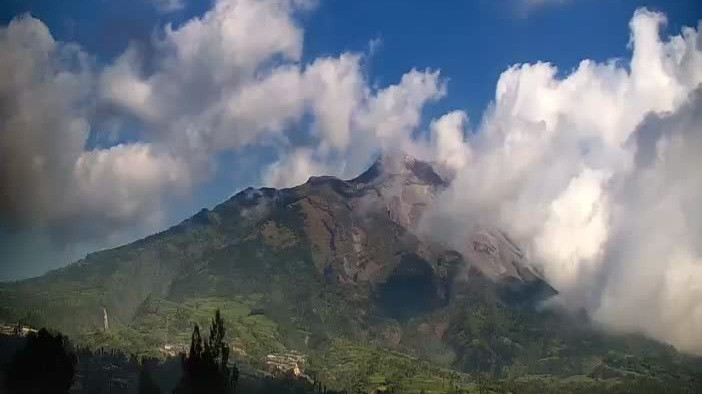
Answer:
top-left (174, 309), bottom-right (239, 394)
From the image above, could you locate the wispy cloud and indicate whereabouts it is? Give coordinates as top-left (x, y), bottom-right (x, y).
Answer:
top-left (516, 0), bottom-right (573, 17)
top-left (152, 0), bottom-right (185, 13)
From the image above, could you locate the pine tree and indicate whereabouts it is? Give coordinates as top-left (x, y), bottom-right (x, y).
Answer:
top-left (173, 309), bottom-right (239, 394)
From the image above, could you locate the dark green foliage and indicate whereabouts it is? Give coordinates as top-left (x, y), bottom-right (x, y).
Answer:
top-left (235, 370), bottom-right (344, 394)
top-left (4, 328), bottom-right (77, 394)
top-left (174, 309), bottom-right (239, 394)
top-left (1, 329), bottom-right (340, 394)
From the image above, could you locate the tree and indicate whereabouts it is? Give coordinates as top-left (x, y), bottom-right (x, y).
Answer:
top-left (4, 328), bottom-right (77, 394)
top-left (174, 309), bottom-right (239, 394)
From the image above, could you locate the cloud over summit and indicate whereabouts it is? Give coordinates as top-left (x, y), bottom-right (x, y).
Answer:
top-left (418, 9), bottom-right (702, 354)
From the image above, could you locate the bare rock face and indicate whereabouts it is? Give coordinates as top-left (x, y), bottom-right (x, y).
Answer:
top-left (245, 154), bottom-right (449, 290)
top-left (343, 155), bottom-right (544, 286)
top-left (462, 229), bottom-right (541, 283)
top-left (347, 155), bottom-right (544, 284)
top-left (224, 153), bottom-right (552, 313)
top-left (349, 154), bottom-right (446, 228)
top-left (249, 154), bottom-right (547, 292)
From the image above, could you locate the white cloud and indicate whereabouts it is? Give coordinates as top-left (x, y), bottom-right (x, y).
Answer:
top-left (304, 54), bottom-right (364, 151)
top-left (262, 67), bottom-right (445, 187)
top-left (419, 9), bottom-right (702, 354)
top-left (0, 14), bottom-right (190, 246)
top-left (429, 110), bottom-right (471, 177)
top-left (534, 168), bottom-right (609, 291)
top-left (594, 91), bottom-right (702, 354)
top-left (163, 0), bottom-right (303, 73)
top-left (262, 147), bottom-right (330, 188)
top-left (71, 143), bottom-right (191, 230)
top-left (100, 0), bottom-right (307, 154)
top-left (216, 65), bottom-right (306, 141)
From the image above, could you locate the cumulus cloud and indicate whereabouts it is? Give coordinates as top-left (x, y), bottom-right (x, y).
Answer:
top-left (0, 15), bottom-right (91, 227)
top-left (595, 91), bottom-right (702, 354)
top-left (100, 0), bottom-right (445, 189)
top-left (419, 9), bottom-right (702, 354)
top-left (263, 148), bottom-right (331, 188)
top-left (0, 15), bottom-right (189, 245)
top-left (429, 111), bottom-right (472, 177)
top-left (100, 0), bottom-right (307, 154)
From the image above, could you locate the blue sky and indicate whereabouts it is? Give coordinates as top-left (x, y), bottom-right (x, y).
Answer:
top-left (0, 0), bottom-right (701, 280)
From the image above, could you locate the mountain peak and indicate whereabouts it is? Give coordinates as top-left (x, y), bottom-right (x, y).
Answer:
top-left (348, 153), bottom-right (447, 188)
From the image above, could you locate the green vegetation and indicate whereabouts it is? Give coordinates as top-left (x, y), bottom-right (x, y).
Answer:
top-left (308, 339), bottom-right (470, 393)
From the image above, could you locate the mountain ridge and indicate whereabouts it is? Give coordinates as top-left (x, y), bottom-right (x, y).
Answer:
top-left (1, 155), bottom-right (700, 392)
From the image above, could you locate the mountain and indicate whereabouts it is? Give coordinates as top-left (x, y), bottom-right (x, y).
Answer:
top-left (1, 155), bottom-right (700, 392)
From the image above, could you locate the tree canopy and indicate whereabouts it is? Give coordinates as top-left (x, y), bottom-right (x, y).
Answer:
top-left (4, 328), bottom-right (77, 394)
